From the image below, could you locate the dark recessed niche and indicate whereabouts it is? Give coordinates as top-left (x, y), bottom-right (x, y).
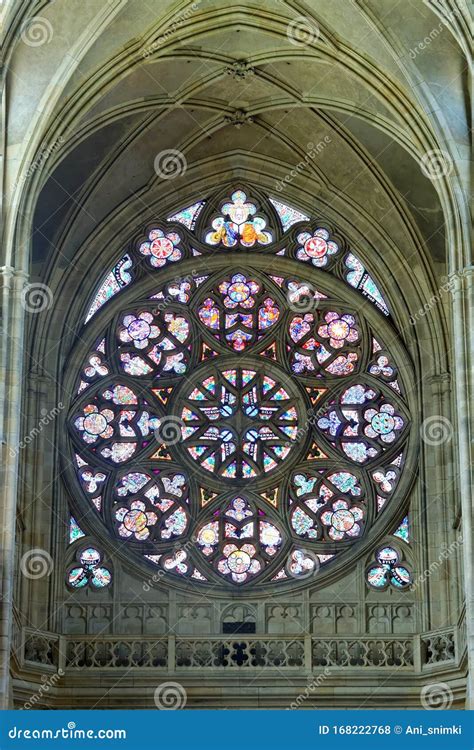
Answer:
top-left (222, 621), bottom-right (256, 634)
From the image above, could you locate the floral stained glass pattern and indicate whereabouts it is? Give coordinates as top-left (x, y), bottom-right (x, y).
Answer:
top-left (205, 190), bottom-right (272, 247)
top-left (77, 340), bottom-right (109, 394)
top-left (70, 186), bottom-right (413, 589)
top-left (138, 228), bottom-right (182, 268)
top-left (72, 384), bottom-right (161, 464)
top-left (196, 496), bottom-right (283, 584)
top-left (317, 384), bottom-right (406, 464)
top-left (113, 470), bottom-right (189, 543)
top-left (289, 309), bottom-right (360, 377)
top-left (118, 308), bottom-right (191, 378)
top-left (289, 470), bottom-right (364, 541)
top-left (296, 228), bottom-right (339, 267)
top-left (84, 189), bottom-right (392, 330)
top-left (197, 273), bottom-right (280, 351)
top-left (177, 365), bottom-right (301, 480)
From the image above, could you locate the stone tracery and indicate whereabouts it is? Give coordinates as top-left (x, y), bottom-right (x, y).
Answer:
top-left (66, 187), bottom-right (414, 590)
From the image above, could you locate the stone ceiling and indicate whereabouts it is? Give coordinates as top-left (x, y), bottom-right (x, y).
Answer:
top-left (2, 0), bottom-right (470, 283)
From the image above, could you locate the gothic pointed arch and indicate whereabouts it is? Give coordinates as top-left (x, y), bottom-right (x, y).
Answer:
top-left (63, 185), bottom-right (417, 592)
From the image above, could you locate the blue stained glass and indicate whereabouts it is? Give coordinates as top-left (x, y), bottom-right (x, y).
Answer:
top-left (328, 471), bottom-right (361, 495)
top-left (367, 566), bottom-right (386, 588)
top-left (85, 254), bottom-right (132, 323)
top-left (91, 567), bottom-right (112, 587)
top-left (69, 517), bottom-right (85, 544)
top-left (71, 187), bottom-right (412, 591)
top-left (167, 201), bottom-right (205, 229)
top-left (68, 568), bottom-right (88, 588)
top-left (393, 515), bottom-right (409, 543)
top-left (342, 442), bottom-right (372, 463)
top-left (294, 474), bottom-right (317, 496)
top-left (345, 253), bottom-right (389, 316)
top-left (242, 370), bottom-right (255, 386)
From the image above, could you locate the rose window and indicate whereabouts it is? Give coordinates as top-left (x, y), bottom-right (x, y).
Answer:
top-left (176, 362), bottom-right (303, 481)
top-left (66, 186), bottom-right (414, 590)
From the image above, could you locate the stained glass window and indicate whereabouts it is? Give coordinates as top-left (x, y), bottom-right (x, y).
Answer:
top-left (85, 254), bottom-right (132, 323)
top-left (269, 198), bottom-right (309, 231)
top-left (167, 201), bottom-right (205, 229)
top-left (67, 547), bottom-right (111, 589)
top-left (70, 186), bottom-right (413, 589)
top-left (393, 515), bottom-right (409, 543)
top-left (205, 190), bottom-right (272, 247)
top-left (366, 546), bottom-right (411, 590)
top-left (83, 190), bottom-right (390, 326)
top-left (345, 253), bottom-right (389, 315)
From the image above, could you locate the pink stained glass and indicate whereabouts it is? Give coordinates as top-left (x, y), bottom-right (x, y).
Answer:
top-left (139, 228), bottom-right (182, 268)
top-left (296, 228), bottom-right (339, 267)
top-left (197, 274), bottom-right (280, 352)
top-left (70, 188), bottom-right (411, 590)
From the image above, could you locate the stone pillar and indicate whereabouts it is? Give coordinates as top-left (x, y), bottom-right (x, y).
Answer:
top-left (0, 266), bottom-right (28, 708)
top-left (19, 369), bottom-right (57, 631)
top-left (449, 266), bottom-right (473, 707)
top-left (425, 373), bottom-right (456, 628)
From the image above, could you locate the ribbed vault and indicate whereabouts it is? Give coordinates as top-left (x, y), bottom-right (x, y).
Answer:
top-left (1, 0), bottom-right (471, 710)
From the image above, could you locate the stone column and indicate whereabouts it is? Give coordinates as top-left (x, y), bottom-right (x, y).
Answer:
top-left (0, 266), bottom-right (28, 708)
top-left (449, 266), bottom-right (473, 707)
top-left (424, 373), bottom-right (456, 628)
